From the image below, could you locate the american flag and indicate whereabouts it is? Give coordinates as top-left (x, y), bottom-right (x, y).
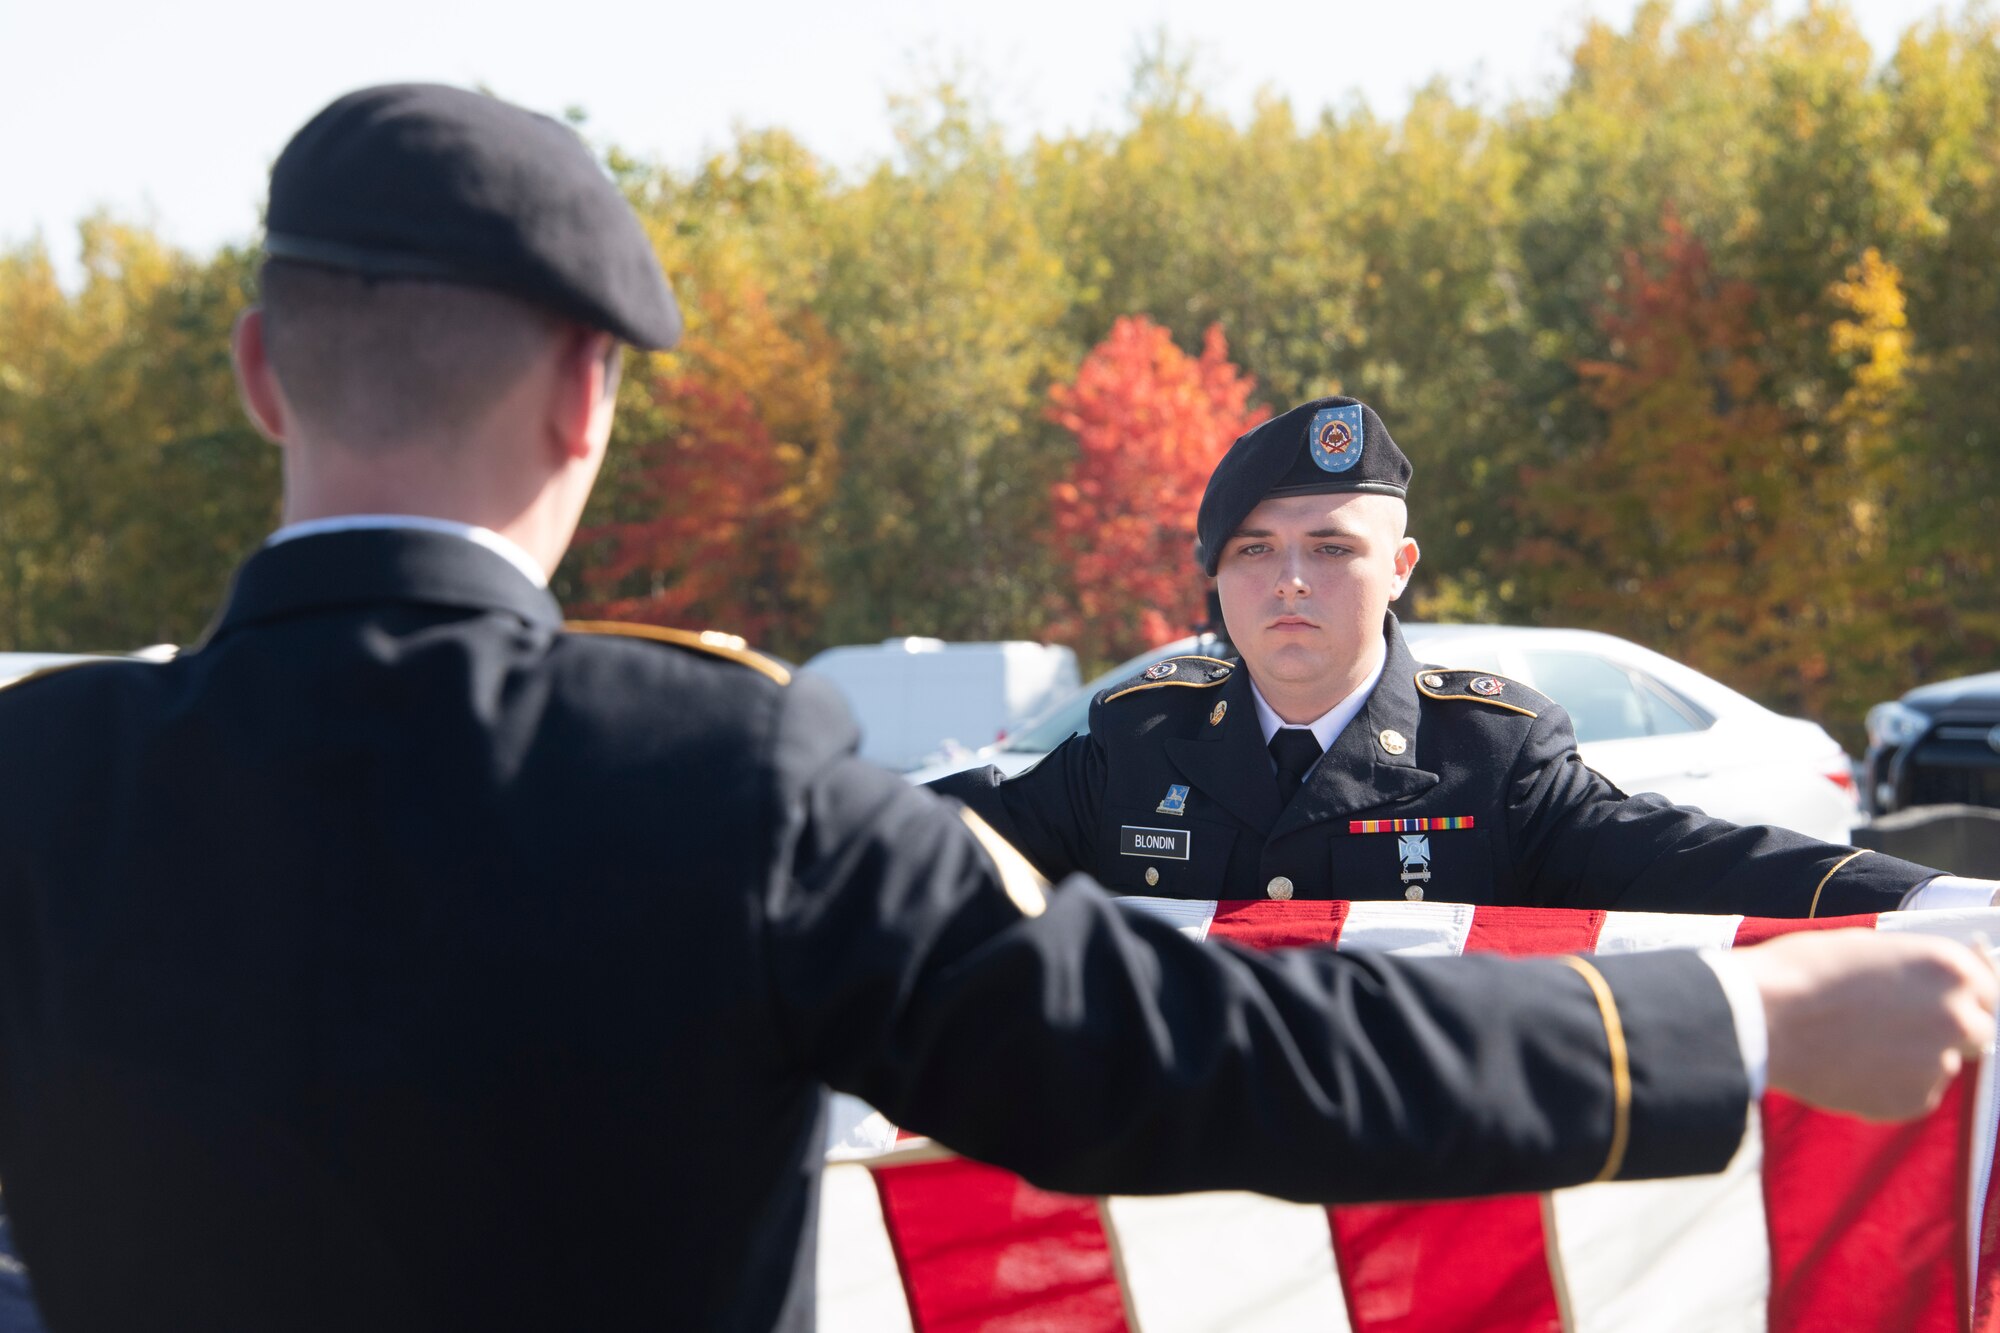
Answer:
top-left (819, 900), bottom-right (2000, 1332)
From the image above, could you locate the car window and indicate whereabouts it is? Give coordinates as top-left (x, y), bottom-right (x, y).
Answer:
top-left (1521, 650), bottom-right (1707, 742)
top-left (997, 636), bottom-right (1235, 752)
top-left (1633, 673), bottom-right (1709, 735)
top-left (1408, 645), bottom-right (1508, 675)
top-left (999, 692), bottom-right (1092, 752)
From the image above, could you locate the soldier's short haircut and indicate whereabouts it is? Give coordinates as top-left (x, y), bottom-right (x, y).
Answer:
top-left (259, 259), bottom-right (562, 449)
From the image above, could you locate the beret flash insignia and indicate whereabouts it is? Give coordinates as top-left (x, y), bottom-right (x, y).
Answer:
top-left (1308, 403), bottom-right (1365, 473)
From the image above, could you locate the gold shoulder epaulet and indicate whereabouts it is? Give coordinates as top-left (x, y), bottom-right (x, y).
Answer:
top-left (564, 620), bottom-right (792, 686)
top-left (1102, 655), bottom-right (1236, 704)
top-left (1413, 668), bottom-right (1540, 719)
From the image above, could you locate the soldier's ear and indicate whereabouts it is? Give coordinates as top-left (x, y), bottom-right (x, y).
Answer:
top-left (546, 327), bottom-right (619, 463)
top-left (1389, 538), bottom-right (1420, 600)
top-left (231, 308), bottom-right (288, 445)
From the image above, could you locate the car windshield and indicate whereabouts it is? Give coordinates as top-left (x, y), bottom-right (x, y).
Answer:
top-left (998, 635), bottom-right (1234, 753)
top-left (999, 692), bottom-right (1093, 752)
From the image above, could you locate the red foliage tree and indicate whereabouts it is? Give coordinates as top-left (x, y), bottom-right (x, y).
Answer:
top-left (573, 280), bottom-right (837, 652)
top-left (1514, 214), bottom-right (1825, 708)
top-left (1045, 318), bottom-right (1267, 667)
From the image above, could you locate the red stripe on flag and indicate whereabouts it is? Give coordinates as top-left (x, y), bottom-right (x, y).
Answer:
top-left (1732, 911), bottom-right (1879, 946)
top-left (1326, 906), bottom-right (1600, 1331)
top-left (1761, 1081), bottom-right (1973, 1333)
top-left (1738, 912), bottom-right (1966, 1333)
top-left (1330, 1199), bottom-right (1563, 1333)
top-left (1463, 905), bottom-right (1606, 958)
top-left (869, 1156), bottom-right (1131, 1333)
top-left (1207, 899), bottom-right (1350, 950)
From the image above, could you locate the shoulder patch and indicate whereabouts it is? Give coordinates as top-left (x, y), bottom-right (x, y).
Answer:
top-left (1413, 668), bottom-right (1540, 718)
top-left (1102, 654), bottom-right (1236, 704)
top-left (565, 620), bottom-right (791, 685)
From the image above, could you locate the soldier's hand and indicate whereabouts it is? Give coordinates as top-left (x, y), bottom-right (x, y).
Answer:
top-left (1738, 928), bottom-right (1997, 1121)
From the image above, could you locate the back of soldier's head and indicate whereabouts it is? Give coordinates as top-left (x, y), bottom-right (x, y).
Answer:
top-left (259, 262), bottom-right (563, 448)
top-left (260, 262), bottom-right (564, 444)
top-left (257, 84), bottom-right (681, 445)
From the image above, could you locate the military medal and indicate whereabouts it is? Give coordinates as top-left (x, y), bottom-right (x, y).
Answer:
top-left (1397, 835), bottom-right (1431, 900)
top-left (1347, 817), bottom-right (1474, 901)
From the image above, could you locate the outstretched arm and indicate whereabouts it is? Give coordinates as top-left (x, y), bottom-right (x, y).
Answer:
top-left (778, 679), bottom-right (1991, 1203)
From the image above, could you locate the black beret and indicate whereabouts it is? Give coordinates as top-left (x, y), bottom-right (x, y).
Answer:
top-left (1196, 396), bottom-right (1412, 575)
top-left (265, 84), bottom-right (681, 349)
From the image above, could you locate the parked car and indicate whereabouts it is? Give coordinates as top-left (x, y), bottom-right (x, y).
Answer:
top-left (803, 638), bottom-right (1079, 773)
top-left (1864, 672), bottom-right (2000, 816)
top-left (911, 624), bottom-right (1861, 843)
top-left (904, 632), bottom-right (1230, 785)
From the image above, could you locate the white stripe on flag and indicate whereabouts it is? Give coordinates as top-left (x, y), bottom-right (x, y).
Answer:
top-left (1549, 1106), bottom-right (1770, 1332)
top-left (1593, 909), bottom-right (1744, 955)
top-left (1105, 1192), bottom-right (1353, 1333)
top-left (1544, 909), bottom-right (1769, 1332)
top-left (1114, 895), bottom-right (1219, 940)
top-left (1338, 899), bottom-right (1476, 956)
top-left (816, 1160), bottom-right (915, 1333)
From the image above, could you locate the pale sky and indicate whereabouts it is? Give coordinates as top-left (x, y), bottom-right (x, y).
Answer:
top-left (1, 0), bottom-right (1962, 282)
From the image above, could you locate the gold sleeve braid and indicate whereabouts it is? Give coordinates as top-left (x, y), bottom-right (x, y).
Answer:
top-left (1806, 849), bottom-right (1872, 919)
top-left (1555, 955), bottom-right (1631, 1184)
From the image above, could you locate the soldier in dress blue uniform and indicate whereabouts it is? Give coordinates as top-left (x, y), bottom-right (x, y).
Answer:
top-left (932, 399), bottom-right (2000, 915)
top-left (0, 84), bottom-right (1988, 1333)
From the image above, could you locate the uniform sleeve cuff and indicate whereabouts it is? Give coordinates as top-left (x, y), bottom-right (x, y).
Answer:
top-left (1902, 875), bottom-right (2000, 911)
top-left (1698, 950), bottom-right (1767, 1100)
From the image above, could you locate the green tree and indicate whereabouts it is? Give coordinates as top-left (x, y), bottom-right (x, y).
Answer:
top-left (0, 221), bottom-right (275, 650)
top-left (812, 82), bottom-right (1074, 644)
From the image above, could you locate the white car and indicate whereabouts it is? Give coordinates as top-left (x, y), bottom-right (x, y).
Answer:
top-left (909, 624), bottom-right (1861, 843)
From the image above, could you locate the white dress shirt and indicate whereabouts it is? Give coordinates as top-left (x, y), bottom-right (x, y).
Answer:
top-left (1248, 651), bottom-right (1388, 757)
top-left (265, 514), bottom-right (549, 589)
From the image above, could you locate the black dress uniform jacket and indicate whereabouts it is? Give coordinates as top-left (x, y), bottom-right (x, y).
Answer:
top-left (0, 532), bottom-right (1752, 1331)
top-left (933, 616), bottom-right (1935, 915)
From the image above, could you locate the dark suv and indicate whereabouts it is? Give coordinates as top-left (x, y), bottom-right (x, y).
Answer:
top-left (1864, 672), bottom-right (2000, 814)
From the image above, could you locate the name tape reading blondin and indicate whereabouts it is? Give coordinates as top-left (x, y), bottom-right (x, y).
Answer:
top-left (1120, 826), bottom-right (1191, 860)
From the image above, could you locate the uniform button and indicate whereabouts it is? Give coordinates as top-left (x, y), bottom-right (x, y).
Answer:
top-left (1420, 673), bottom-right (1445, 690)
top-left (1144, 867), bottom-right (1160, 887)
top-left (1404, 885), bottom-right (1424, 902)
top-left (1266, 876), bottom-right (1294, 901)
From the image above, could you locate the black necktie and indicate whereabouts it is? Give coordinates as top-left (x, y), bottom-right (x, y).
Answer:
top-left (1268, 728), bottom-right (1323, 805)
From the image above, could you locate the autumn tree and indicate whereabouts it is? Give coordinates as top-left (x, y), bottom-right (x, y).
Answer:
top-left (570, 270), bottom-right (839, 655)
top-left (1514, 217), bottom-right (1827, 709)
top-left (0, 222), bottom-right (275, 651)
top-left (812, 82), bottom-right (1075, 645)
top-left (1044, 317), bottom-right (1265, 668)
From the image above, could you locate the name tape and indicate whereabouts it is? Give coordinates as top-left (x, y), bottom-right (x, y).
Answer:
top-left (1120, 826), bottom-right (1191, 860)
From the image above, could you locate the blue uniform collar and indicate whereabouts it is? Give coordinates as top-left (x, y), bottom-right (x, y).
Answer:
top-left (202, 526), bottom-right (565, 644)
